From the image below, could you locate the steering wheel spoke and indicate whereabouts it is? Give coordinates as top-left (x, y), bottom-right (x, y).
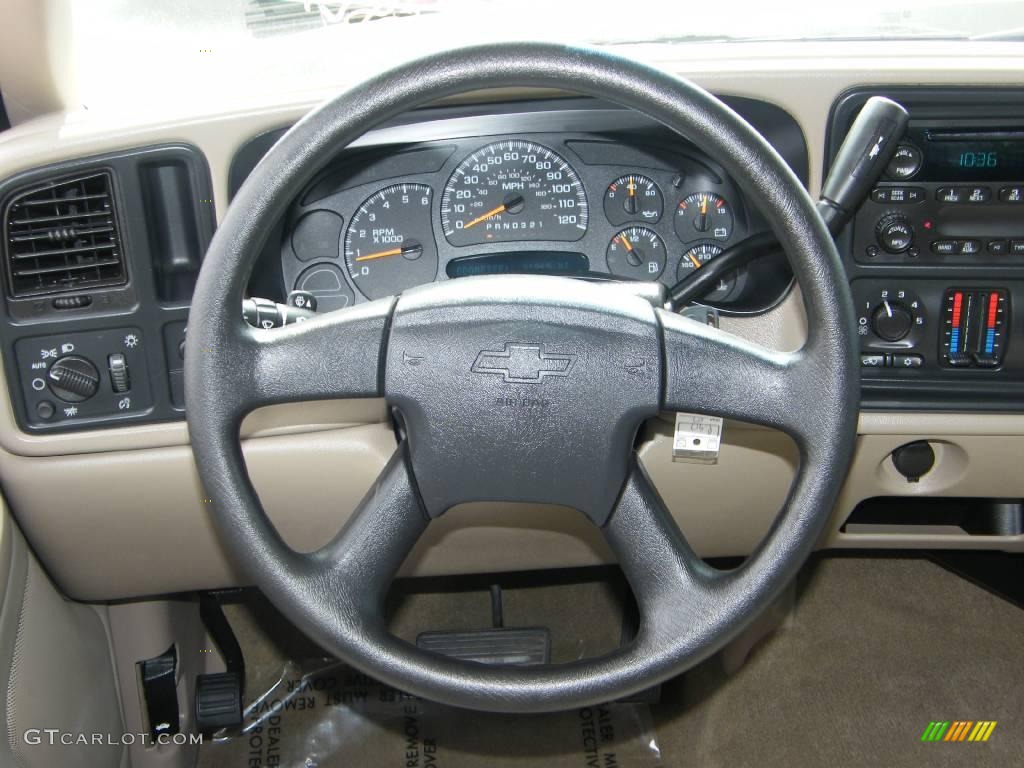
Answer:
top-left (604, 457), bottom-right (720, 640)
top-left (658, 308), bottom-right (819, 448)
top-left (298, 443), bottom-right (428, 622)
top-left (238, 299), bottom-right (393, 412)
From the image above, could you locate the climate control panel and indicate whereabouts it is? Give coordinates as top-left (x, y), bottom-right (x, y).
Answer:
top-left (851, 279), bottom-right (1022, 391)
top-left (854, 283), bottom-right (928, 369)
top-left (13, 327), bottom-right (153, 428)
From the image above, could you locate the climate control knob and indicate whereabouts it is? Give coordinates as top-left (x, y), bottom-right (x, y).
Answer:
top-left (47, 355), bottom-right (100, 402)
top-left (875, 213), bottom-right (914, 254)
top-left (871, 300), bottom-right (914, 342)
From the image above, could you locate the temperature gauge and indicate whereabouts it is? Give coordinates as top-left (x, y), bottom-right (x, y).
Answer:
top-left (603, 174), bottom-right (663, 225)
top-left (606, 226), bottom-right (666, 280)
top-left (675, 192), bottom-right (734, 242)
top-left (676, 244), bottom-right (736, 302)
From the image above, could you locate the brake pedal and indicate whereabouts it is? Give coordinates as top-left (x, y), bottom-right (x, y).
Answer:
top-left (417, 627), bottom-right (551, 666)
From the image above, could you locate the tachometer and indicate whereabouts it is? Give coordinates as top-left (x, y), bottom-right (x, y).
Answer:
top-left (344, 184), bottom-right (437, 300)
top-left (440, 140), bottom-right (588, 246)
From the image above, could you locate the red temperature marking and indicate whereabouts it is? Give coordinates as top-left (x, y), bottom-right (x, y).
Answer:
top-left (988, 292), bottom-right (999, 329)
top-left (952, 291), bottom-right (963, 326)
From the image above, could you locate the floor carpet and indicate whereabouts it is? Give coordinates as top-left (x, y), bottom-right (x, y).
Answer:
top-left (196, 555), bottom-right (1024, 767)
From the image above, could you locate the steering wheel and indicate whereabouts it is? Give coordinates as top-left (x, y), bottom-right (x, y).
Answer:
top-left (186, 42), bottom-right (858, 712)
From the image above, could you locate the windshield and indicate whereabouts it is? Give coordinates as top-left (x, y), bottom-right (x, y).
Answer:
top-left (65, 0), bottom-right (1024, 114)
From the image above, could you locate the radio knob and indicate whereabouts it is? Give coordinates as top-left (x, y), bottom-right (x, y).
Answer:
top-left (47, 355), bottom-right (100, 402)
top-left (871, 300), bottom-right (914, 342)
top-left (875, 213), bottom-right (914, 254)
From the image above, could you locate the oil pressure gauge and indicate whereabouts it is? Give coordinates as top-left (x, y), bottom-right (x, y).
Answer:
top-left (603, 174), bottom-right (663, 225)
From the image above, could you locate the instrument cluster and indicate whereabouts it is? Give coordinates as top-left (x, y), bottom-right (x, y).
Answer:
top-left (279, 125), bottom-right (792, 314)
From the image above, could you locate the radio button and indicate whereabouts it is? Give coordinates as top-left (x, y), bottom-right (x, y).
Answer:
top-left (886, 144), bottom-right (922, 180)
top-left (872, 186), bottom-right (925, 204)
top-left (875, 214), bottom-right (914, 254)
top-left (966, 186), bottom-right (991, 204)
top-left (937, 187), bottom-right (964, 204)
top-left (999, 186), bottom-right (1023, 203)
top-left (1010, 240), bottom-right (1024, 255)
top-left (988, 239), bottom-right (1009, 255)
top-left (959, 240), bottom-right (981, 255)
top-left (931, 240), bottom-right (958, 255)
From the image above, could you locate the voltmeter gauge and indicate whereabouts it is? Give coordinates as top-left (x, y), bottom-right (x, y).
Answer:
top-left (606, 226), bottom-right (666, 280)
top-left (675, 192), bottom-right (734, 242)
top-left (603, 174), bottom-right (663, 225)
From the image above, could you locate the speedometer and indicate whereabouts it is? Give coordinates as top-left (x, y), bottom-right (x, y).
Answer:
top-left (440, 140), bottom-right (588, 246)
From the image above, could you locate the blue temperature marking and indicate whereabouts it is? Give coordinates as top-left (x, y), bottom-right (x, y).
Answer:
top-left (950, 329), bottom-right (961, 352)
top-left (986, 329), bottom-right (995, 354)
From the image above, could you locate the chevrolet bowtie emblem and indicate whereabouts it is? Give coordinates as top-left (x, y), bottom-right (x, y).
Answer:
top-left (471, 343), bottom-right (576, 384)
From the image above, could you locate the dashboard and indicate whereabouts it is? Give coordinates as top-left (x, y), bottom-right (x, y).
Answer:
top-left (8, 88), bottom-right (1024, 433)
top-left (1, 41), bottom-right (1024, 603)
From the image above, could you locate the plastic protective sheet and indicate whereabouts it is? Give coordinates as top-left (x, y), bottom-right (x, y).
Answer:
top-left (197, 657), bottom-right (664, 767)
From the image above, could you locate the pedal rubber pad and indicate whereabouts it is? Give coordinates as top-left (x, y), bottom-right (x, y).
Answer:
top-left (195, 671), bottom-right (243, 731)
top-left (416, 627), bottom-right (550, 666)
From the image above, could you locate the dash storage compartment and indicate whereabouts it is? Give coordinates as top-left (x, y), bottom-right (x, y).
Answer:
top-left (842, 497), bottom-right (1024, 537)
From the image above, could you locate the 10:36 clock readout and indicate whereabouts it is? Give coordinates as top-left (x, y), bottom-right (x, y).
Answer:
top-left (959, 151), bottom-right (998, 168)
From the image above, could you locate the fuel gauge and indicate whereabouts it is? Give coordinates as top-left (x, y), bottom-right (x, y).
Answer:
top-left (606, 226), bottom-right (666, 280)
top-left (603, 174), bottom-right (663, 225)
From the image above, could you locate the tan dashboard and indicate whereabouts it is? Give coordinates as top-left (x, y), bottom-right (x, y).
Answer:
top-left (0, 41), bottom-right (1023, 601)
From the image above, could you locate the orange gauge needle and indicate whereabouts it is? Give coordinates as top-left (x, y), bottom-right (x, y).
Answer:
top-left (687, 252), bottom-right (702, 269)
top-left (700, 195), bottom-right (708, 216)
top-left (627, 178), bottom-right (636, 196)
top-left (355, 241), bottom-right (423, 262)
top-left (618, 232), bottom-right (634, 251)
top-left (463, 203), bottom-right (508, 230)
top-left (355, 247), bottom-right (402, 262)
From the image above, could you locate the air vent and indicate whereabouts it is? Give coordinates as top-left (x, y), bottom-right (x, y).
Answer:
top-left (3, 171), bottom-right (126, 298)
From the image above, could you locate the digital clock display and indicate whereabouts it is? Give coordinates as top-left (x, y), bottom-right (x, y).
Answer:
top-left (927, 135), bottom-right (1024, 180)
top-left (957, 150), bottom-right (999, 169)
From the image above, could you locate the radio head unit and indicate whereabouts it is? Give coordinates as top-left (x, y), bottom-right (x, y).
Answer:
top-left (848, 122), bottom-right (1024, 266)
top-left (900, 127), bottom-right (1024, 182)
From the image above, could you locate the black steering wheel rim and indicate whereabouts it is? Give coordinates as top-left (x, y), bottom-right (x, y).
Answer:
top-left (185, 42), bottom-right (858, 712)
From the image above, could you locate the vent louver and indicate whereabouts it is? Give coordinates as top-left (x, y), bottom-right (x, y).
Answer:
top-left (3, 171), bottom-right (126, 298)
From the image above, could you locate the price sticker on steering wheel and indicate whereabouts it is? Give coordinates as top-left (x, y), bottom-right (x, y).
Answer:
top-left (672, 413), bottom-right (723, 465)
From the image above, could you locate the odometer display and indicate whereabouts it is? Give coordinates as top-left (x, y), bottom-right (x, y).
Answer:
top-left (441, 140), bottom-right (588, 246)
